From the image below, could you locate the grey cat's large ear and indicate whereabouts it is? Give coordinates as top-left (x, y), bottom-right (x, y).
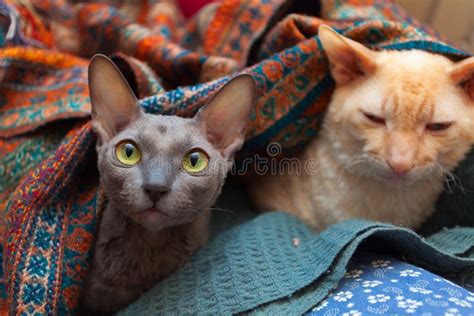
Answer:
top-left (450, 56), bottom-right (474, 101)
top-left (196, 74), bottom-right (256, 158)
top-left (88, 54), bottom-right (140, 145)
top-left (319, 25), bottom-right (377, 85)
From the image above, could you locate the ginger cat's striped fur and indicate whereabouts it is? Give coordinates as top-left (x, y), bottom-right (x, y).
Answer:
top-left (250, 26), bottom-right (474, 231)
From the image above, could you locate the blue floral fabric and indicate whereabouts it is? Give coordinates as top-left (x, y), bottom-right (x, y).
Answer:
top-left (308, 252), bottom-right (474, 316)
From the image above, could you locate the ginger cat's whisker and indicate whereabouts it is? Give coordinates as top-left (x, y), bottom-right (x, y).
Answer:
top-left (339, 156), bottom-right (367, 184)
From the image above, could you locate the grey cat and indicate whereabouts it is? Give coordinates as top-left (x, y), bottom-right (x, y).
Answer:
top-left (80, 55), bottom-right (256, 313)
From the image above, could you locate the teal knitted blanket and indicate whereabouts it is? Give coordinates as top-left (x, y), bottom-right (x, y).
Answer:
top-left (120, 150), bottom-right (474, 315)
top-left (120, 213), bottom-right (474, 315)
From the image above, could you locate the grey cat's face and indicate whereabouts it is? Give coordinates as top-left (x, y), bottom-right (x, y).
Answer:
top-left (97, 114), bottom-right (229, 231)
top-left (89, 55), bottom-right (255, 231)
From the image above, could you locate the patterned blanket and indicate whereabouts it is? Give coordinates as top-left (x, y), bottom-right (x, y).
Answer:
top-left (0, 0), bottom-right (471, 314)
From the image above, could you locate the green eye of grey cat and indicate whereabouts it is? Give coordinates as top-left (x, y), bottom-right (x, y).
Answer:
top-left (115, 141), bottom-right (141, 165)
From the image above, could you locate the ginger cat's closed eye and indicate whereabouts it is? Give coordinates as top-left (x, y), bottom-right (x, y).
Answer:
top-left (250, 25), bottom-right (474, 231)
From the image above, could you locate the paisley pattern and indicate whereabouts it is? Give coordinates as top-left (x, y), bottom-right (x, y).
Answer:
top-left (309, 253), bottom-right (474, 316)
top-left (0, 0), bottom-right (472, 314)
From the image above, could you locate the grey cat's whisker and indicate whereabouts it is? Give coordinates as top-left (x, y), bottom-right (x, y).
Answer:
top-left (187, 208), bottom-right (201, 215)
top-left (188, 206), bottom-right (235, 214)
top-left (102, 193), bottom-right (127, 202)
top-left (206, 205), bottom-right (235, 213)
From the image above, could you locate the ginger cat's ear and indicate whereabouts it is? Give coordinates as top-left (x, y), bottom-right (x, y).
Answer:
top-left (450, 57), bottom-right (474, 101)
top-left (318, 25), bottom-right (377, 85)
top-left (88, 54), bottom-right (140, 145)
top-left (196, 74), bottom-right (256, 158)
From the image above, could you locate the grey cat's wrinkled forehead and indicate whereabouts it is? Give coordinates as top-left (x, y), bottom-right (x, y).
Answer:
top-left (134, 114), bottom-right (196, 136)
top-left (126, 114), bottom-right (203, 153)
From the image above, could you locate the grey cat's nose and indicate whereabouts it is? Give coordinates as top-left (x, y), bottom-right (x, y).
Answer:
top-left (143, 183), bottom-right (170, 202)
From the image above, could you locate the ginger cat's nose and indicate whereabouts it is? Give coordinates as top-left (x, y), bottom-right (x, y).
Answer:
top-left (387, 147), bottom-right (414, 174)
top-left (387, 159), bottom-right (414, 174)
top-left (387, 133), bottom-right (415, 174)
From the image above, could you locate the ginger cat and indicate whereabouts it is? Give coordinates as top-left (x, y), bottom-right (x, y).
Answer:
top-left (250, 25), bottom-right (474, 231)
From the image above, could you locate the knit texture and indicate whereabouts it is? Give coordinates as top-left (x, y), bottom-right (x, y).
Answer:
top-left (1, 0), bottom-right (473, 314)
top-left (119, 212), bottom-right (474, 315)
